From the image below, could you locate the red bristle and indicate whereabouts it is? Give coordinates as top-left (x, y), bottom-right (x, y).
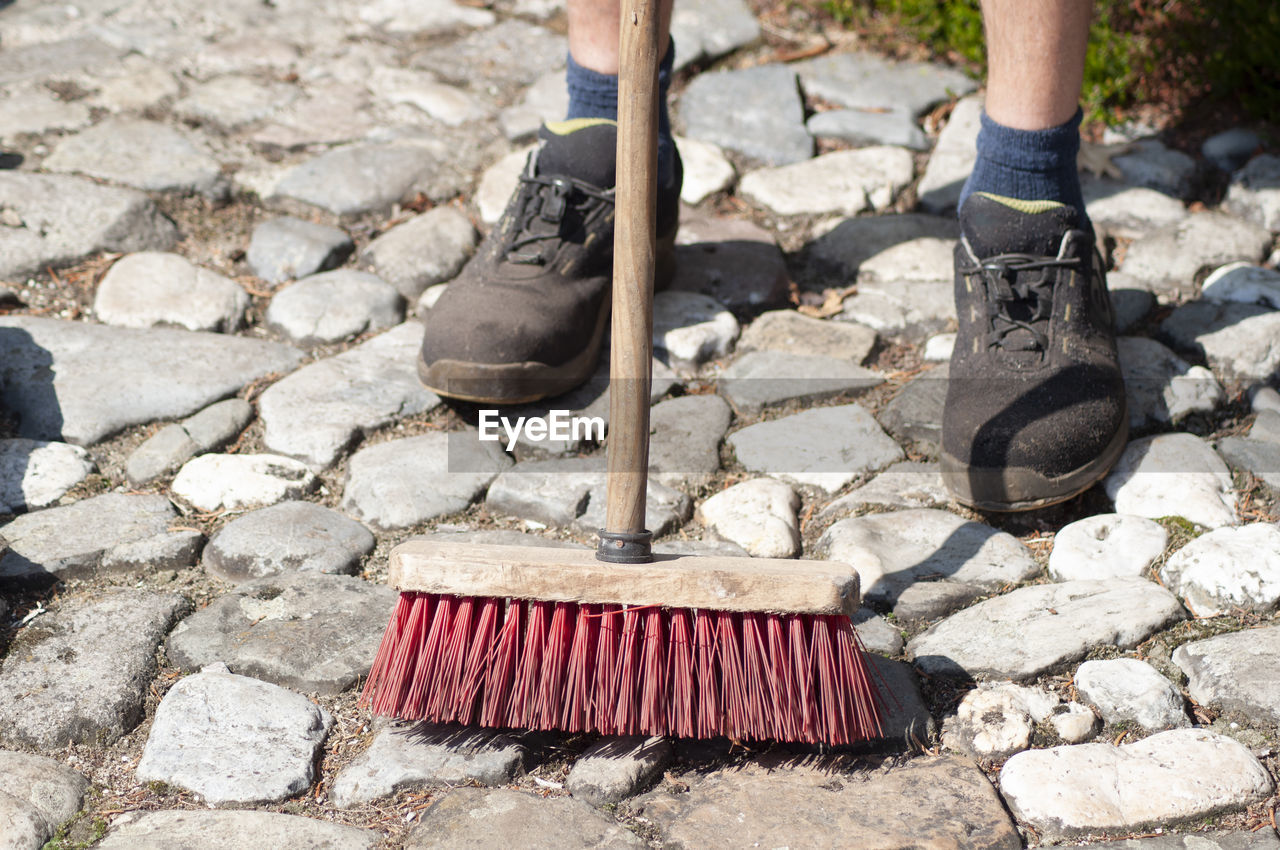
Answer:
top-left (693, 610), bottom-right (719, 738)
top-left (361, 592), bottom-right (411, 709)
top-left (455, 598), bottom-right (500, 724)
top-left (404, 595), bottom-right (456, 719)
top-left (740, 613), bottom-right (772, 741)
top-left (429, 596), bottom-right (474, 720)
top-left (666, 608), bottom-right (694, 738)
top-left (639, 607), bottom-right (667, 734)
top-left (593, 606), bottom-right (621, 734)
top-left (766, 614), bottom-right (797, 742)
top-left (508, 601), bottom-right (550, 727)
top-left (811, 615), bottom-right (846, 745)
top-left (717, 611), bottom-right (747, 740)
top-left (482, 601), bottom-right (522, 726)
top-left (562, 603), bottom-right (599, 733)
top-left (790, 615), bottom-right (817, 743)
top-left (535, 602), bottom-right (575, 729)
top-left (365, 593), bottom-right (419, 714)
top-left (613, 608), bottom-right (644, 735)
top-left (836, 617), bottom-right (884, 741)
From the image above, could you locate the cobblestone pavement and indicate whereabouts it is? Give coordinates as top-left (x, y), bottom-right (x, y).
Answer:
top-left (2, 0), bottom-right (1280, 846)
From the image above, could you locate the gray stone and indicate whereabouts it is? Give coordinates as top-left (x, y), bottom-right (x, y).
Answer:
top-left (0, 84), bottom-right (91, 141)
top-left (1219, 436), bottom-right (1280, 494)
top-left (1112, 140), bottom-right (1198, 198)
top-left (838, 278), bottom-right (953, 338)
top-left (652, 290), bottom-right (739, 369)
top-left (407, 788), bottom-right (643, 849)
top-left (729, 404), bottom-right (903, 493)
top-left (808, 213), bottom-right (959, 281)
top-left (411, 19), bottom-right (565, 88)
top-left (136, 666), bottom-right (332, 805)
top-left (172, 453), bottom-right (317, 512)
top-left (1254, 385), bottom-right (1280, 415)
top-left (1160, 523), bottom-right (1280, 617)
top-left (100, 530), bottom-right (203, 574)
top-left (355, 0), bottom-right (496, 35)
top-left (272, 143), bottom-right (444, 217)
top-left (820, 461), bottom-right (950, 517)
top-left (1226, 153), bottom-right (1280, 232)
top-left (567, 737), bottom-right (672, 806)
top-left (1112, 285), bottom-right (1156, 332)
top-left (95, 252), bottom-right (249, 333)
top-left (174, 75), bottom-right (298, 129)
top-left (1202, 262), bottom-right (1280, 308)
top-left (795, 51), bottom-right (977, 117)
top-left (652, 538), bottom-right (748, 557)
top-left (678, 65), bottom-right (811, 166)
top-left (1048, 513), bottom-right (1168, 582)
top-left (1083, 179), bottom-right (1190, 240)
top-left (1118, 336), bottom-right (1223, 428)
top-left (247, 217), bottom-right (353, 284)
top-left (697, 478), bottom-right (800, 559)
top-left (916, 96), bottom-right (982, 213)
top-left (875, 363), bottom-right (947, 450)
top-left (1204, 129), bottom-right (1263, 172)
top-left (0, 173), bottom-right (177, 280)
top-left (370, 65), bottom-right (494, 127)
top-left (476, 147), bottom-right (534, 225)
top-left (943, 682), bottom-right (1061, 759)
top-left (648, 394), bottom-right (731, 488)
top-left (632, 755), bottom-right (1017, 850)
top-left (741, 147), bottom-right (914, 217)
top-left (1097, 834), bottom-right (1280, 850)
top-left (1173, 625), bottom-right (1280, 726)
top-left (1251, 409), bottom-right (1280, 444)
top-left (126, 399), bottom-right (253, 485)
top-left (718, 351), bottom-right (882, 414)
top-left (0, 439), bottom-right (93, 513)
top-left (871, 655), bottom-right (938, 745)
top-left (203, 501), bottom-right (375, 582)
top-left (342, 431), bottom-right (512, 530)
top-left (670, 214), bottom-right (789, 310)
top-left (248, 84), bottom-right (380, 151)
top-left (0, 37), bottom-right (120, 86)
top-left (807, 108), bottom-right (929, 151)
top-left (259, 323), bottom-right (441, 469)
top-left (0, 589), bottom-right (185, 748)
top-left (999, 729), bottom-right (1273, 840)
top-left (817, 509), bottom-right (1039, 619)
top-left (83, 56), bottom-right (181, 112)
top-left (669, 0), bottom-right (760, 69)
top-left (1121, 212), bottom-right (1271, 292)
top-left (738, 309), bottom-right (876, 363)
top-left (266, 270), bottom-right (405, 345)
top-left (96, 810), bottom-right (376, 850)
top-left (183, 398), bottom-right (254, 452)
top-left (0, 751), bottom-right (87, 850)
top-left (852, 607), bottom-right (903, 656)
top-left (908, 579), bottom-right (1186, 681)
top-left (1075, 657), bottom-right (1187, 730)
top-left (0, 315), bottom-right (302, 445)
top-left (499, 71), bottom-right (569, 141)
top-left (1167, 300), bottom-right (1280, 384)
top-left (0, 493), bottom-right (177, 584)
top-left (43, 119), bottom-right (225, 198)
top-left (1104, 434), bottom-right (1238, 529)
top-left (361, 207), bottom-right (477, 299)
top-left (674, 135), bottom-right (735, 204)
top-left (166, 572), bottom-right (395, 693)
top-left (334, 724), bottom-right (525, 808)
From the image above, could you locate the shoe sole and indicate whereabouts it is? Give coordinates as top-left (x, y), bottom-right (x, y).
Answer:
top-left (420, 231), bottom-right (677, 405)
top-left (940, 406), bottom-right (1130, 512)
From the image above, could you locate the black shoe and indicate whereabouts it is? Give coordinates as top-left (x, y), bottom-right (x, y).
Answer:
top-left (419, 119), bottom-right (681, 404)
top-left (941, 192), bottom-right (1128, 511)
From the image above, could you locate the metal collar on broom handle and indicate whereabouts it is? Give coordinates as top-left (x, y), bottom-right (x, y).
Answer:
top-left (596, 0), bottom-right (660, 565)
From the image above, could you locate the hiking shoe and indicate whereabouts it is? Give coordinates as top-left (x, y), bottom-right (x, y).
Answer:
top-left (941, 192), bottom-right (1128, 511)
top-left (418, 118), bottom-right (681, 404)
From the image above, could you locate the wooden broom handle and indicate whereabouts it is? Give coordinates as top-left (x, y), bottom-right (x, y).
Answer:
top-left (604, 0), bottom-right (660, 536)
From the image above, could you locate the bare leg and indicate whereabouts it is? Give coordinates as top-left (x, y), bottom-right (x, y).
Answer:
top-left (568, 0), bottom-right (673, 74)
top-left (981, 0), bottom-right (1091, 130)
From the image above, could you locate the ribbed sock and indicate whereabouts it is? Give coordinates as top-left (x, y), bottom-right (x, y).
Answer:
top-left (565, 41), bottom-right (676, 186)
top-left (959, 108), bottom-right (1086, 224)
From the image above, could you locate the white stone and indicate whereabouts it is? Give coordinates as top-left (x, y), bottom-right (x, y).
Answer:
top-left (367, 67), bottom-right (491, 126)
top-left (1162, 301), bottom-right (1280, 384)
top-left (83, 56), bottom-right (180, 111)
top-left (1074, 658), bottom-right (1188, 730)
top-left (96, 810), bottom-right (375, 849)
top-left (1226, 153), bottom-right (1280, 232)
top-left (1202, 262), bottom-right (1280, 308)
top-left (1051, 703), bottom-right (1099, 744)
top-left (739, 147), bottom-right (914, 216)
top-left (924, 333), bottom-right (955, 361)
top-left (1118, 336), bottom-right (1224, 428)
top-left (355, 0), bottom-right (496, 33)
top-left (1083, 179), bottom-right (1190, 240)
top-left (697, 478), bottom-right (800, 559)
top-left (95, 252), bottom-right (249, 333)
top-left (361, 206), bottom-right (477, 299)
top-left (675, 136), bottom-right (736, 205)
top-left (942, 682), bottom-right (1061, 759)
top-left (917, 96), bottom-right (982, 213)
top-left (42, 119), bottom-right (225, 198)
top-left (171, 454), bottom-right (317, 512)
top-left (1048, 513), bottom-right (1168, 581)
top-left (266, 270), bottom-right (405, 344)
top-left (1160, 523), bottom-right (1280, 617)
top-left (1121, 212), bottom-right (1271, 290)
top-left (819, 462), bottom-right (950, 517)
top-left (476, 147), bottom-right (533, 225)
top-left (999, 729), bottom-right (1274, 839)
top-left (0, 439), bottom-right (94, 513)
top-left (499, 71), bottom-right (568, 141)
top-left (652, 290), bottom-right (739, 367)
top-left (174, 75), bottom-right (297, 129)
top-left (0, 85), bottom-right (91, 140)
top-left (1104, 434), bottom-right (1238, 529)
top-left (1174, 625), bottom-right (1280, 726)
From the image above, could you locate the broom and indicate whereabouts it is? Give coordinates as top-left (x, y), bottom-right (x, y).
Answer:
top-left (358, 0), bottom-right (886, 745)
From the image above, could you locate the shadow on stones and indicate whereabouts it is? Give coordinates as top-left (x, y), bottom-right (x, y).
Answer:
top-left (402, 721), bottom-right (520, 754)
top-left (0, 151), bottom-right (22, 169)
top-left (0, 326), bottom-right (65, 442)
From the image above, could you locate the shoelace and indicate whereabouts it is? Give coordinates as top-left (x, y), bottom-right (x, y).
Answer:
top-left (504, 173), bottom-right (615, 265)
top-left (964, 253), bottom-right (1081, 353)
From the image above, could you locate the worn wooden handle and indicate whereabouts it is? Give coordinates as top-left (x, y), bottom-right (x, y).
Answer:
top-left (605, 0), bottom-right (660, 535)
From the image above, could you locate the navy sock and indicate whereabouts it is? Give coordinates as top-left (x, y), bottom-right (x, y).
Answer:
top-left (565, 41), bottom-right (676, 186)
top-left (959, 108), bottom-right (1086, 225)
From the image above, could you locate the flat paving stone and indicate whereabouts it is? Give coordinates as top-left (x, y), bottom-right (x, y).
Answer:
top-left (807, 212), bottom-right (959, 281)
top-left (807, 108), bottom-right (929, 151)
top-left (817, 508), bottom-right (1040, 620)
top-left (718, 351), bottom-right (882, 414)
top-left (247, 216), bottom-right (353, 284)
top-left (678, 65), bottom-right (811, 166)
top-left (42, 118), bottom-right (225, 198)
top-left (406, 788), bottom-right (643, 849)
top-left (1121, 212), bottom-right (1271, 293)
top-left (334, 724), bottom-right (525, 808)
top-left (1112, 140), bottom-right (1197, 198)
top-left (95, 252), bottom-right (248, 333)
top-left (652, 290), bottom-right (739, 369)
top-left (999, 729), bottom-right (1273, 840)
top-left (96, 810), bottom-right (376, 850)
top-left (1202, 262), bottom-right (1280, 307)
top-left (838, 278), bottom-right (953, 338)
top-left (1118, 336), bottom-right (1223, 428)
top-left (0, 84), bottom-right (91, 140)
top-left (203, 501), bottom-right (375, 582)
top-left (0, 751), bottom-right (87, 850)
top-left (1083, 178), bottom-right (1190, 240)
top-left (1159, 523), bottom-right (1280, 617)
top-left (567, 737), bottom-right (672, 807)
top-left (853, 608), bottom-right (903, 656)
top-left (631, 755), bottom-right (1019, 850)
top-left (259, 322), bottom-right (441, 469)
top-left (365, 67), bottom-right (494, 127)
top-left (728, 404), bottom-right (903, 493)
top-left (916, 95), bottom-right (982, 213)
top-left (0, 315), bottom-right (302, 446)
top-left (272, 142), bottom-right (444, 217)
top-left (410, 20), bottom-right (565, 88)
top-left (1173, 625), bottom-right (1280, 726)
top-left (669, 0), bottom-right (760, 69)
top-left (670, 213), bottom-right (789, 311)
top-left (167, 572), bottom-right (395, 694)
top-left (355, 0), bottom-right (495, 34)
top-left (360, 206), bottom-right (477, 299)
top-left (174, 75), bottom-right (297, 129)
top-left (1048, 513), bottom-right (1168, 581)
top-left (909, 578), bottom-right (1186, 680)
top-left (673, 135), bottom-right (735, 204)
top-left (0, 589), bottom-right (185, 748)
top-left (1251, 409), bottom-right (1280, 444)
top-left (1095, 834), bottom-right (1280, 850)
top-left (0, 172), bottom-right (177, 280)
top-left (171, 453), bottom-right (317, 512)
top-left (499, 71), bottom-right (568, 141)
top-left (741, 146), bottom-right (913, 217)
top-left (100, 530), bottom-right (202, 574)
top-left (1218, 435), bottom-right (1280, 494)
top-left (137, 665), bottom-right (332, 805)
top-left (0, 492), bottom-right (178, 584)
top-left (1104, 434), bottom-right (1238, 529)
top-left (1161, 300), bottom-right (1280, 384)
top-left (266, 270), bottom-right (405, 345)
top-left (875, 363), bottom-right (947, 450)
top-left (648, 394), bottom-right (731, 489)
top-left (0, 438), bottom-right (93, 513)
top-left (126, 398), bottom-right (252, 485)
top-left (794, 51), bottom-right (977, 117)
top-left (820, 461), bottom-right (950, 517)
top-left (737, 309), bottom-right (876, 363)
top-left (1075, 657), bottom-right (1187, 730)
top-left (697, 477), bottom-right (800, 558)
top-left (342, 431), bottom-right (512, 530)
top-left (1226, 153), bottom-right (1280, 232)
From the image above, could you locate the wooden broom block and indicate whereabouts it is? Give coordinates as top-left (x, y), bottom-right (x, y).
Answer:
top-left (389, 540), bottom-right (861, 617)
